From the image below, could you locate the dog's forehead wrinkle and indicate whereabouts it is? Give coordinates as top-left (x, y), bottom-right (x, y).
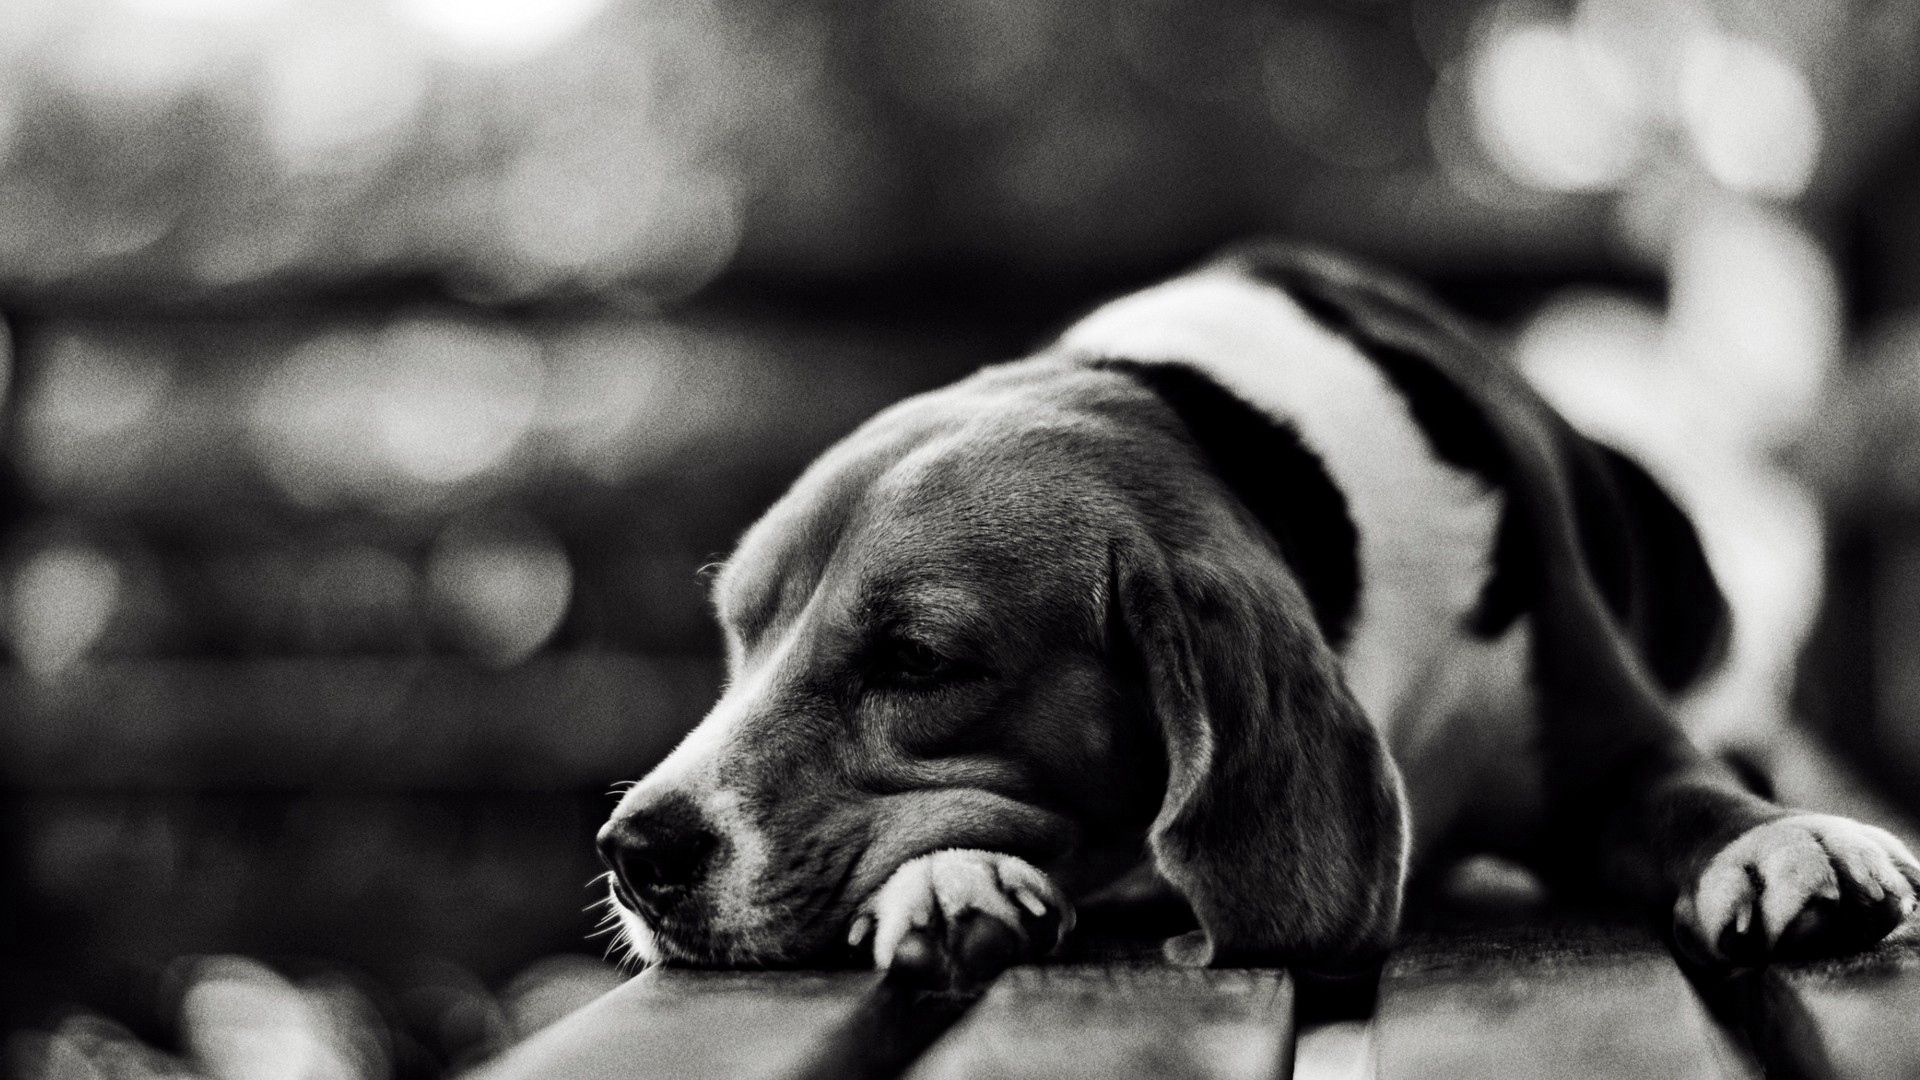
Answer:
top-left (861, 456), bottom-right (1112, 568)
top-left (726, 372), bottom-right (1155, 654)
top-left (724, 425), bottom-right (918, 638)
top-left (853, 576), bottom-right (989, 636)
top-left (719, 531), bottom-right (819, 643)
top-left (720, 406), bottom-right (1002, 639)
top-left (848, 538), bottom-right (1110, 652)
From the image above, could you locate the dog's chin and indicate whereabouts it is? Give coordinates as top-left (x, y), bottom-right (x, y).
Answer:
top-left (607, 887), bottom-right (847, 970)
top-left (611, 902), bottom-right (663, 968)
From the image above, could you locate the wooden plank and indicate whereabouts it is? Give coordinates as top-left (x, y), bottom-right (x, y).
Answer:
top-left (1687, 726), bottom-right (1920, 1078)
top-left (1373, 922), bottom-right (1758, 1080)
top-left (1291, 1019), bottom-right (1375, 1080)
top-left (467, 968), bottom-right (966, 1080)
top-left (906, 963), bottom-right (1294, 1080)
top-left (1753, 935), bottom-right (1920, 1080)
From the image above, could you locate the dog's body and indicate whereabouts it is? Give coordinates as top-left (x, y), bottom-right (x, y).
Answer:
top-left (1057, 252), bottom-right (1737, 866)
top-left (599, 245), bottom-right (1919, 983)
top-left (1063, 262), bottom-right (1546, 866)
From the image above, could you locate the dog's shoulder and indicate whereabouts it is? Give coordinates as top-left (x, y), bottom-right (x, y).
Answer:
top-left (1053, 247), bottom-right (1508, 723)
top-left (1051, 242), bottom-right (1729, 699)
top-left (1226, 244), bottom-right (1731, 692)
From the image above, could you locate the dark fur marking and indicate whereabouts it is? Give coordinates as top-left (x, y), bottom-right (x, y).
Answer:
top-left (1241, 250), bottom-right (1730, 691)
top-left (1244, 262), bottom-right (1533, 639)
top-left (1235, 256), bottom-right (1503, 482)
top-left (1563, 432), bottom-right (1638, 625)
top-left (1472, 514), bottom-right (1538, 637)
top-left (1230, 245), bottom-right (1467, 348)
top-left (1089, 359), bottom-right (1361, 648)
top-left (1229, 255), bottom-right (1783, 937)
top-left (1362, 342), bottom-right (1508, 478)
top-left (1587, 441), bottom-right (1731, 692)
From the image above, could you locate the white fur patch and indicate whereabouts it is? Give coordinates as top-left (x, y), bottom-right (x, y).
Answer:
top-left (611, 892), bottom-right (661, 968)
top-left (698, 785), bottom-right (775, 947)
top-left (1059, 271), bottom-right (1506, 734)
top-left (610, 625), bottom-right (801, 956)
top-left (1393, 622), bottom-right (1544, 856)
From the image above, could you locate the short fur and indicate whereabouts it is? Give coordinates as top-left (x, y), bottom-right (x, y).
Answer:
top-left (598, 243), bottom-right (1920, 976)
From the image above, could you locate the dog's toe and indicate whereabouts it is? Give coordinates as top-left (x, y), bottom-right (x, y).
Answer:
top-left (1677, 814), bottom-right (1920, 964)
top-left (858, 849), bottom-right (1073, 990)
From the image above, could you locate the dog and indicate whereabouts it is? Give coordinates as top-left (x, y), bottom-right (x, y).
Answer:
top-left (596, 244), bottom-right (1920, 985)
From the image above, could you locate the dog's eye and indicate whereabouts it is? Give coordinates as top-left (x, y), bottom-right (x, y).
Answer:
top-left (875, 639), bottom-right (955, 686)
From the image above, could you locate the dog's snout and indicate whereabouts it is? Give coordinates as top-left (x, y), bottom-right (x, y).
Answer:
top-left (598, 796), bottom-right (721, 908)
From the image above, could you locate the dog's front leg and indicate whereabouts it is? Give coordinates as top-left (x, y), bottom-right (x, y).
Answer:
top-left (852, 849), bottom-right (1075, 989)
top-left (1673, 806), bottom-right (1919, 963)
top-left (1540, 691), bottom-right (1920, 963)
top-left (1505, 444), bottom-right (1920, 962)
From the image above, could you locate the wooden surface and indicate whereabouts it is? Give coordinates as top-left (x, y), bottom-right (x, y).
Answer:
top-left (1372, 922), bottom-right (1757, 1080)
top-left (473, 921), bottom-right (1920, 1080)
top-left (1770, 936), bottom-right (1920, 1079)
top-left (463, 969), bottom-right (956, 1080)
top-left (1695, 933), bottom-right (1920, 1080)
top-left (909, 964), bottom-right (1294, 1080)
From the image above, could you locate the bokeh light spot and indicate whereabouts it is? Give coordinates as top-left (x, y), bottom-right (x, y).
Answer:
top-left (374, 316), bottom-right (544, 486)
top-left (248, 331), bottom-right (385, 507)
top-left (499, 123), bottom-right (746, 297)
top-left (263, 22), bottom-right (429, 176)
top-left (396, 0), bottom-right (609, 61)
top-left (120, 0), bottom-right (287, 22)
top-left (18, 331), bottom-right (173, 494)
top-left (249, 317), bottom-right (544, 507)
top-left (56, 11), bottom-right (242, 107)
top-left (178, 956), bottom-right (378, 1080)
top-left (427, 514), bottom-right (572, 664)
top-left (1667, 202), bottom-right (1840, 440)
top-left (1468, 20), bottom-right (1646, 192)
top-left (1678, 34), bottom-right (1821, 198)
top-left (537, 324), bottom-right (679, 481)
top-left (5, 540), bottom-right (122, 678)
top-left (9, 1026), bottom-right (106, 1080)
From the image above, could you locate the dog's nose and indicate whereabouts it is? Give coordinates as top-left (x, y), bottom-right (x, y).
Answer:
top-left (597, 796), bottom-right (721, 908)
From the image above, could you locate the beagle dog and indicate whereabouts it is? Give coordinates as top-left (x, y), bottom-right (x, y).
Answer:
top-left (597, 244), bottom-right (1920, 985)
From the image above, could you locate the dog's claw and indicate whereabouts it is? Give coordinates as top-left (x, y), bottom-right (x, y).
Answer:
top-left (1678, 813), bottom-right (1920, 965)
top-left (954, 910), bottom-right (1026, 975)
top-left (847, 913), bottom-right (874, 949)
top-left (889, 928), bottom-right (941, 982)
top-left (857, 849), bottom-right (1074, 990)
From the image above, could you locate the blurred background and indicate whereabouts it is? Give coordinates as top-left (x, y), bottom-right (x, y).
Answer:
top-left (4, 0), bottom-right (1920, 1076)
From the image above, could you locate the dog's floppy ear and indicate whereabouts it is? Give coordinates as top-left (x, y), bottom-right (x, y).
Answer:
top-left (1111, 533), bottom-right (1408, 971)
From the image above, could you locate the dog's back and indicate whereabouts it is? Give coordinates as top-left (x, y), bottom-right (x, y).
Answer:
top-left (1054, 245), bottom-right (1732, 858)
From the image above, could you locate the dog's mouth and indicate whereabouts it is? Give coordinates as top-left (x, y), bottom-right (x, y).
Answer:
top-left (603, 842), bottom-right (871, 968)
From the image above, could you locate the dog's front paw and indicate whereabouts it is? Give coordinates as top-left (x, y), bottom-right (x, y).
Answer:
top-left (852, 849), bottom-right (1074, 990)
top-left (1677, 814), bottom-right (1920, 964)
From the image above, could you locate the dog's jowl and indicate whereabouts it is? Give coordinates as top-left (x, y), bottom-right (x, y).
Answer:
top-left (599, 244), bottom-right (1920, 985)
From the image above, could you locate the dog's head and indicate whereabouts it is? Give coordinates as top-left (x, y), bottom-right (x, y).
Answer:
top-left (599, 357), bottom-right (1407, 969)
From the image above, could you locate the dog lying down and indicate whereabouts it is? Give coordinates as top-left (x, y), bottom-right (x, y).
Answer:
top-left (597, 244), bottom-right (1920, 987)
